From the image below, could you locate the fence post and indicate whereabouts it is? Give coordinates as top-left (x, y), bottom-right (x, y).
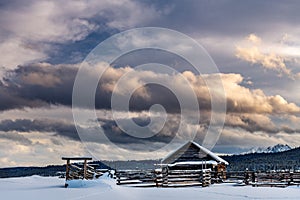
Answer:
top-left (155, 169), bottom-right (163, 187)
top-left (162, 166), bottom-right (168, 187)
top-left (244, 170), bottom-right (250, 185)
top-left (116, 170), bottom-right (121, 185)
top-left (65, 159), bottom-right (70, 181)
top-left (289, 171), bottom-right (294, 185)
top-left (201, 169), bottom-right (211, 187)
top-left (64, 159), bottom-right (70, 188)
top-left (251, 171), bottom-right (256, 186)
top-left (83, 159), bottom-right (87, 179)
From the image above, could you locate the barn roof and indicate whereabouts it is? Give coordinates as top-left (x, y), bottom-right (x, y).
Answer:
top-left (166, 161), bottom-right (219, 167)
top-left (161, 141), bottom-right (229, 165)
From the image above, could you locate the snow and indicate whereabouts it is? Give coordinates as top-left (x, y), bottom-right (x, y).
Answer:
top-left (166, 161), bottom-right (219, 167)
top-left (66, 179), bottom-right (111, 188)
top-left (65, 173), bottom-right (112, 188)
top-left (162, 141), bottom-right (229, 165)
top-left (1, 175), bottom-right (300, 200)
top-left (243, 144), bottom-right (292, 154)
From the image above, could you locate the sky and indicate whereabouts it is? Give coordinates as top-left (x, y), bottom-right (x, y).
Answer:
top-left (0, 0), bottom-right (300, 167)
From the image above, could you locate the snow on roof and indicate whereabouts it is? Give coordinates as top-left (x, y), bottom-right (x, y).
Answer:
top-left (166, 161), bottom-right (219, 167)
top-left (191, 141), bottom-right (229, 165)
top-left (161, 141), bottom-right (229, 165)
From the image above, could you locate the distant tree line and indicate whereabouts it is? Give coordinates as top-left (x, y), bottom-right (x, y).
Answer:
top-left (1, 148), bottom-right (299, 178)
top-left (222, 147), bottom-right (300, 171)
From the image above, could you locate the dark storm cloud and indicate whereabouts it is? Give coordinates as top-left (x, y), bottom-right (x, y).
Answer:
top-left (11, 63), bottom-right (76, 106)
top-left (1, 114), bottom-right (297, 151)
top-left (0, 63), bottom-right (82, 111)
top-left (96, 116), bottom-right (190, 151)
top-left (0, 114), bottom-right (298, 153)
top-left (0, 78), bottom-right (47, 110)
top-left (98, 117), bottom-right (177, 142)
top-left (1, 63), bottom-right (300, 116)
top-left (225, 114), bottom-right (300, 134)
top-left (0, 131), bottom-right (32, 145)
top-left (0, 119), bottom-right (80, 141)
top-left (0, 116), bottom-right (178, 151)
top-left (0, 63), bottom-right (188, 112)
top-left (146, 0), bottom-right (300, 36)
top-left (0, 0), bottom-right (167, 68)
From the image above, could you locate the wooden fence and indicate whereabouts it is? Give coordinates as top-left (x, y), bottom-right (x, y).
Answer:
top-left (243, 171), bottom-right (300, 187)
top-left (116, 169), bottom-right (300, 188)
top-left (62, 157), bottom-right (109, 188)
top-left (116, 169), bottom-right (157, 187)
top-left (116, 169), bottom-right (213, 187)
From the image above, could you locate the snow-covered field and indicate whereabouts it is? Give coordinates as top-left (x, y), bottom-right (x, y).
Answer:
top-left (1, 175), bottom-right (299, 200)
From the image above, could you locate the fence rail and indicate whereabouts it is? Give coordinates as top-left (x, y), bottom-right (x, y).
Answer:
top-left (243, 171), bottom-right (300, 187)
top-left (115, 169), bottom-right (300, 188)
top-left (116, 169), bottom-right (213, 187)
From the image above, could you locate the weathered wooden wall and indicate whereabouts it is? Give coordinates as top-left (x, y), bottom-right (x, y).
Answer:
top-left (116, 169), bottom-right (214, 187)
top-left (243, 171), bottom-right (300, 187)
top-left (116, 169), bottom-right (300, 188)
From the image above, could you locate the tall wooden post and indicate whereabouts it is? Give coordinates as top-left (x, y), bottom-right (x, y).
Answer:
top-left (66, 159), bottom-right (70, 181)
top-left (83, 159), bottom-right (87, 179)
top-left (162, 166), bottom-right (168, 187)
top-left (65, 159), bottom-right (70, 188)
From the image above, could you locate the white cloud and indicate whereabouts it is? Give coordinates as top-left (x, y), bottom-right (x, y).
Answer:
top-left (247, 33), bottom-right (261, 44)
top-left (0, 130), bottom-right (89, 167)
top-left (96, 63), bottom-right (300, 114)
top-left (0, 0), bottom-right (163, 72)
top-left (219, 128), bottom-right (298, 149)
top-left (236, 34), bottom-right (289, 75)
top-left (236, 33), bottom-right (300, 77)
top-left (0, 39), bottom-right (47, 70)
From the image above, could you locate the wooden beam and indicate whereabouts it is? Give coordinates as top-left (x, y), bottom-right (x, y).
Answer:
top-left (66, 159), bottom-right (70, 181)
top-left (83, 159), bottom-right (87, 179)
top-left (62, 157), bottom-right (92, 161)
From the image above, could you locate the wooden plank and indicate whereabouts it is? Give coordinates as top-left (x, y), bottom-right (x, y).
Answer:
top-left (116, 168), bottom-right (214, 188)
top-left (65, 159), bottom-right (70, 182)
top-left (62, 157), bottom-right (92, 160)
top-left (167, 178), bottom-right (201, 182)
top-left (166, 182), bottom-right (202, 187)
top-left (69, 164), bottom-right (82, 170)
top-left (83, 159), bottom-right (87, 179)
top-left (167, 174), bottom-right (201, 178)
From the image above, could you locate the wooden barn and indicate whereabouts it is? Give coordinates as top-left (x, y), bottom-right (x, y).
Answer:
top-left (161, 141), bottom-right (228, 173)
top-left (115, 141), bottom-right (229, 187)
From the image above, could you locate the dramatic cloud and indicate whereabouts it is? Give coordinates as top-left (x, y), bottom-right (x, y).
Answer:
top-left (0, 115), bottom-right (181, 152)
top-left (1, 62), bottom-right (300, 116)
top-left (1, 62), bottom-right (300, 154)
top-left (225, 114), bottom-right (300, 134)
top-left (0, 0), bottom-right (166, 71)
top-left (98, 117), bottom-right (176, 150)
top-left (0, 131), bottom-right (32, 146)
top-left (1, 0), bottom-right (300, 166)
top-left (236, 33), bottom-right (300, 78)
top-left (1, 111), bottom-right (299, 163)
top-left (0, 131), bottom-right (88, 167)
top-left (215, 127), bottom-right (300, 152)
top-left (221, 73), bottom-right (300, 114)
top-left (0, 119), bottom-right (80, 141)
top-left (0, 63), bottom-right (75, 110)
top-left (236, 34), bottom-right (290, 75)
top-left (0, 106), bottom-right (299, 166)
